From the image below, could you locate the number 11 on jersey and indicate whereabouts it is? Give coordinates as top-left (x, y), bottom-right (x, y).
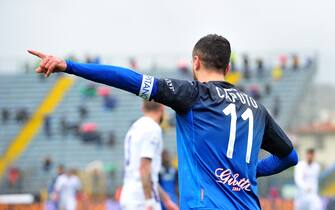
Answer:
top-left (223, 103), bottom-right (254, 163)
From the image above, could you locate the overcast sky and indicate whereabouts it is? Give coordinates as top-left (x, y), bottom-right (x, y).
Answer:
top-left (0, 0), bottom-right (334, 84)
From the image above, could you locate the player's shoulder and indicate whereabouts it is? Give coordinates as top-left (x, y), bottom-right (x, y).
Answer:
top-left (135, 116), bottom-right (161, 133)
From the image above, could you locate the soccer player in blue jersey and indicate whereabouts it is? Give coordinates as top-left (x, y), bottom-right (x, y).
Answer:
top-left (28, 34), bottom-right (298, 210)
top-left (159, 150), bottom-right (179, 210)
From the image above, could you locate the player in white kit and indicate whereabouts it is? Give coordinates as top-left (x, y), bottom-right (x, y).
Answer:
top-left (120, 101), bottom-right (178, 210)
top-left (294, 148), bottom-right (322, 210)
top-left (54, 169), bottom-right (81, 210)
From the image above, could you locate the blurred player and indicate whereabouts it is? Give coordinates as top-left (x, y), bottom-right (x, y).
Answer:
top-left (54, 169), bottom-right (81, 210)
top-left (159, 150), bottom-right (179, 210)
top-left (48, 165), bottom-right (65, 209)
top-left (28, 34), bottom-right (298, 209)
top-left (294, 148), bottom-right (322, 210)
top-left (120, 101), bottom-right (178, 210)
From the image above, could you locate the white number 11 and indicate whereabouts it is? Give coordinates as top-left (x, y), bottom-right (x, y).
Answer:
top-left (223, 104), bottom-right (254, 163)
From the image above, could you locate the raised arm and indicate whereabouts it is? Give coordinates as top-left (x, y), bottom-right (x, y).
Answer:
top-left (256, 110), bottom-right (298, 178)
top-left (27, 50), bottom-right (198, 112)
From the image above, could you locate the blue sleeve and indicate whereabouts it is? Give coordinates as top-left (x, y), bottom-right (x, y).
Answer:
top-left (261, 108), bottom-right (293, 157)
top-left (256, 149), bottom-right (298, 178)
top-left (65, 61), bottom-right (158, 100)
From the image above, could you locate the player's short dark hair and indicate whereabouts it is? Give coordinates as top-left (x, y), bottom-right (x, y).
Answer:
top-left (307, 148), bottom-right (315, 154)
top-left (143, 100), bottom-right (162, 112)
top-left (192, 34), bottom-right (231, 75)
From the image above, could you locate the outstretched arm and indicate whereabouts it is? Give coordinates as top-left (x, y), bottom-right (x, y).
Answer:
top-left (28, 49), bottom-right (156, 100)
top-left (27, 50), bottom-right (198, 112)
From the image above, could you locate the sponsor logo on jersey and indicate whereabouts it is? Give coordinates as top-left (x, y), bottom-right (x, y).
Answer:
top-left (139, 75), bottom-right (154, 100)
top-left (165, 79), bottom-right (175, 92)
top-left (215, 168), bottom-right (251, 192)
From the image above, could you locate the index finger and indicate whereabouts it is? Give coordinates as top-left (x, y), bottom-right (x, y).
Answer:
top-left (27, 49), bottom-right (46, 59)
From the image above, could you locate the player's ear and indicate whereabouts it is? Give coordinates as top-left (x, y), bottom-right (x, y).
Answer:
top-left (193, 56), bottom-right (201, 71)
top-left (224, 63), bottom-right (230, 76)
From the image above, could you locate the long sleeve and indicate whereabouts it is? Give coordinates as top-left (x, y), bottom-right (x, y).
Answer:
top-left (65, 61), bottom-right (158, 100)
top-left (65, 61), bottom-right (200, 112)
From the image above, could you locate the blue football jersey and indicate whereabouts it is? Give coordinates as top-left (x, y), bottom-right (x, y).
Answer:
top-left (153, 79), bottom-right (293, 210)
top-left (159, 166), bottom-right (179, 210)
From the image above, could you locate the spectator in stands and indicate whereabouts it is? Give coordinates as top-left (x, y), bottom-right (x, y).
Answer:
top-left (294, 149), bottom-right (322, 210)
top-left (264, 83), bottom-right (272, 96)
top-left (85, 55), bottom-right (101, 64)
top-left (256, 58), bottom-right (264, 79)
top-left (42, 156), bottom-right (53, 172)
top-left (78, 105), bottom-right (88, 120)
top-left (6, 167), bottom-right (22, 192)
top-left (103, 95), bottom-right (118, 111)
top-left (85, 55), bottom-right (93, 63)
top-left (107, 131), bottom-right (116, 147)
top-left (129, 57), bottom-right (138, 69)
top-left (177, 59), bottom-right (191, 77)
top-left (292, 54), bottom-right (300, 70)
top-left (242, 54), bottom-right (251, 79)
top-left (97, 86), bottom-right (118, 110)
top-left (304, 57), bottom-right (313, 69)
top-left (69, 121), bottom-right (80, 137)
top-left (80, 122), bottom-right (103, 146)
top-left (59, 115), bottom-right (69, 136)
top-left (1, 107), bottom-right (10, 124)
top-left (272, 65), bottom-right (283, 81)
top-left (44, 114), bottom-right (52, 137)
top-left (15, 108), bottom-right (29, 124)
top-left (248, 85), bottom-right (261, 101)
top-left (279, 54), bottom-right (288, 70)
top-left (81, 83), bottom-right (97, 99)
top-left (159, 150), bottom-right (179, 210)
top-left (92, 56), bottom-right (101, 64)
top-left (272, 95), bottom-right (281, 118)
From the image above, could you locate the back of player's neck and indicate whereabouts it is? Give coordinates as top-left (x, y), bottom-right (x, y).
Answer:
top-left (198, 74), bottom-right (225, 83)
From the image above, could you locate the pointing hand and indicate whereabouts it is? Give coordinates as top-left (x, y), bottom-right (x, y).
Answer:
top-left (27, 49), bottom-right (67, 77)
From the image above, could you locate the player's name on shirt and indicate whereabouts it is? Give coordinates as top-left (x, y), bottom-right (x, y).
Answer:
top-left (215, 86), bottom-right (258, 109)
top-left (215, 167), bottom-right (251, 192)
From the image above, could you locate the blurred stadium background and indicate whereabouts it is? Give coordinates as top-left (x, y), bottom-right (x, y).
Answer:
top-left (1, 0), bottom-right (335, 210)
